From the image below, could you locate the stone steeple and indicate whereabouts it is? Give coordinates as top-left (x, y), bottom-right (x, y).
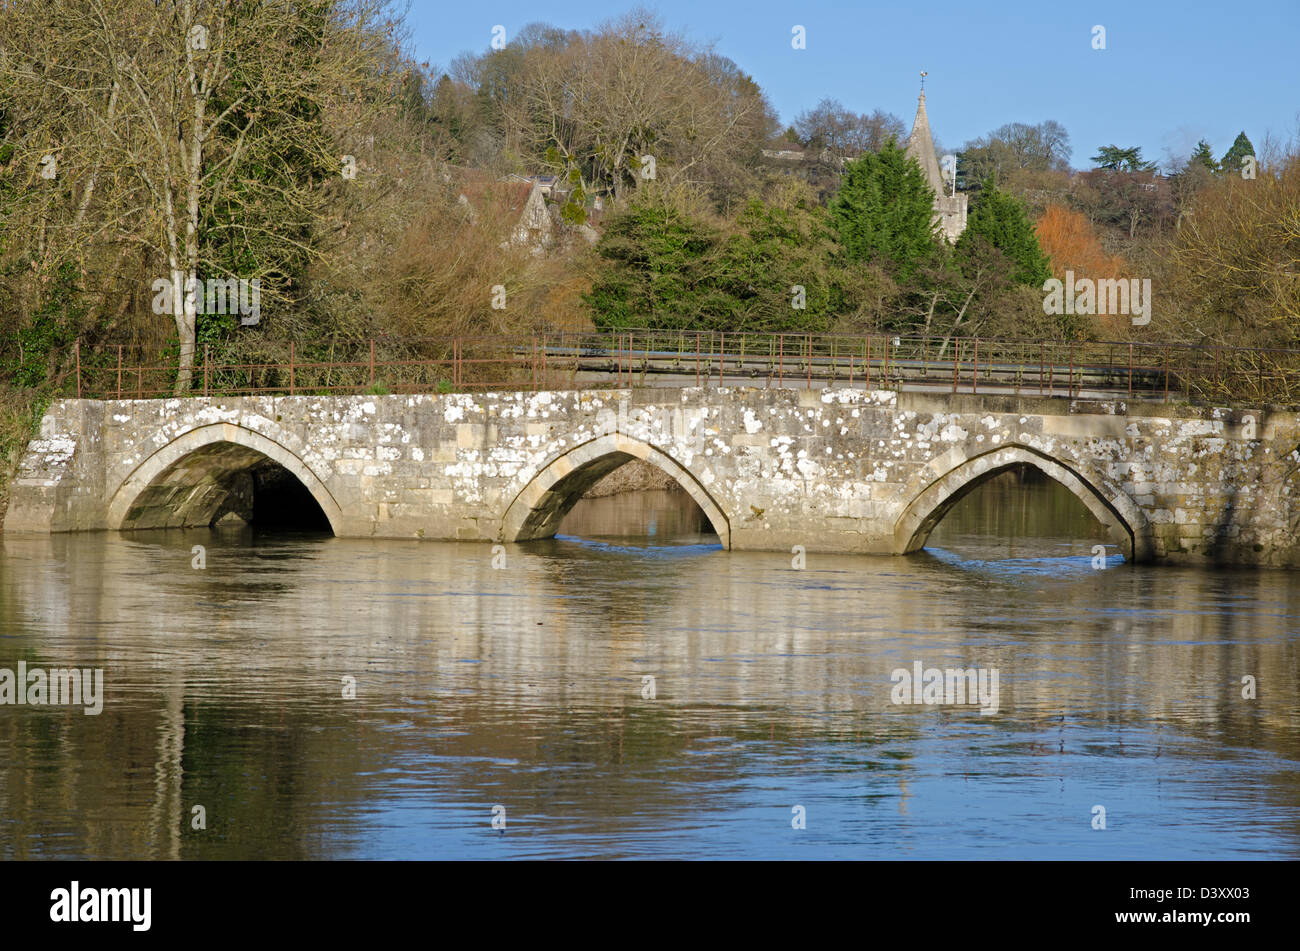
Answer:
top-left (905, 91), bottom-right (947, 198)
top-left (903, 80), bottom-right (967, 243)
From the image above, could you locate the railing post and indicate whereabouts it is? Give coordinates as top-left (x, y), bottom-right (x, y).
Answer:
top-left (117, 345), bottom-right (123, 400)
top-left (369, 339), bottom-right (375, 387)
top-left (952, 338), bottom-right (959, 393)
top-left (1164, 345), bottom-right (1169, 401)
top-left (778, 335), bottom-right (784, 387)
top-left (1068, 342), bottom-right (1074, 399)
top-left (695, 332), bottom-right (701, 387)
top-left (289, 340), bottom-right (296, 395)
top-left (1128, 343), bottom-right (1133, 398)
top-left (973, 337), bottom-right (979, 395)
top-left (718, 331), bottom-right (724, 387)
top-left (866, 336), bottom-right (871, 388)
top-left (203, 343), bottom-right (209, 396)
top-left (74, 339), bottom-right (81, 398)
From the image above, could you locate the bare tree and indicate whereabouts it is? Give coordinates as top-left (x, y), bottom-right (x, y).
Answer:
top-left (2, 0), bottom-right (399, 392)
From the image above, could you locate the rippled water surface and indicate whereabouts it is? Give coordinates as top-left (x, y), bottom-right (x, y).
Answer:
top-left (2, 473), bottom-right (1297, 859)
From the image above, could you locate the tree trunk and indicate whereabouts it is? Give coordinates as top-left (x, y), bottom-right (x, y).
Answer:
top-left (171, 266), bottom-right (196, 394)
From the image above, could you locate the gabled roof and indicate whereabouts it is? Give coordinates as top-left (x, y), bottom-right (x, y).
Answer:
top-left (454, 169), bottom-right (535, 217)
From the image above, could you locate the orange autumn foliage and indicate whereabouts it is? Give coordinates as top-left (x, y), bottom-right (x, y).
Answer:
top-left (1035, 205), bottom-right (1129, 280)
top-left (1035, 205), bottom-right (1134, 335)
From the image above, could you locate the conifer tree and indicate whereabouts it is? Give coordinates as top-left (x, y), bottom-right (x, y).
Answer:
top-left (957, 182), bottom-right (1052, 286)
top-left (1189, 139), bottom-right (1218, 173)
top-left (829, 139), bottom-right (940, 279)
top-left (1219, 131), bottom-right (1256, 175)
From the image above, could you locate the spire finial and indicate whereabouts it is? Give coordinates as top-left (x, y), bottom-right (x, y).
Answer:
top-left (920, 70), bottom-right (927, 96)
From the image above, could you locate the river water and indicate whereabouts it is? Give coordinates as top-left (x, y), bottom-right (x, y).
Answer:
top-left (1, 471), bottom-right (1297, 859)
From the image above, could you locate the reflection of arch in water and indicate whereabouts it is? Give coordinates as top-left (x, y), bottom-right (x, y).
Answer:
top-left (499, 433), bottom-right (730, 548)
top-left (894, 444), bottom-right (1152, 562)
top-left (106, 423), bottom-right (341, 533)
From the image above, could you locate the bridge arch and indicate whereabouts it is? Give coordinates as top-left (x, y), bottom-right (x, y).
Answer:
top-left (499, 433), bottom-right (730, 548)
top-left (106, 422), bottom-right (343, 533)
top-left (893, 444), bottom-right (1153, 562)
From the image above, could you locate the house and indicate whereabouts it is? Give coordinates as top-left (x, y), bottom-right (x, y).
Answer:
top-left (453, 169), bottom-right (554, 252)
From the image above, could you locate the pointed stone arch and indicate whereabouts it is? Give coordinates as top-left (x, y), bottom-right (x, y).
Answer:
top-left (106, 422), bottom-right (343, 533)
top-left (499, 433), bottom-right (730, 548)
top-left (893, 444), bottom-right (1152, 562)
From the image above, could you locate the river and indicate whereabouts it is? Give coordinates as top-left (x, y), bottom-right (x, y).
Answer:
top-left (1, 469), bottom-right (1296, 859)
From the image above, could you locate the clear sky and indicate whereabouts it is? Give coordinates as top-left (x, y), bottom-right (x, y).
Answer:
top-left (403, 0), bottom-right (1299, 171)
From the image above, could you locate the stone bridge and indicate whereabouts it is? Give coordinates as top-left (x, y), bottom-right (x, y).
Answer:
top-left (7, 387), bottom-right (1300, 567)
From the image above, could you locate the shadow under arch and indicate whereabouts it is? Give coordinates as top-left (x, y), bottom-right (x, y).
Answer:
top-left (893, 444), bottom-right (1152, 562)
top-left (499, 433), bottom-right (730, 548)
top-left (106, 423), bottom-right (342, 534)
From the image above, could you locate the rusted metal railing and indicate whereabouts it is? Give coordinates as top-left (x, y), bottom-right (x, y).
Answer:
top-left (69, 330), bottom-right (1300, 405)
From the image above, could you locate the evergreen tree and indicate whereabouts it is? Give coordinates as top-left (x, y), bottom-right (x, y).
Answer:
top-left (583, 194), bottom-right (724, 331)
top-left (829, 139), bottom-right (940, 279)
top-left (1189, 139), bottom-right (1218, 172)
top-left (1219, 131), bottom-right (1256, 175)
top-left (956, 181), bottom-right (1051, 286)
top-left (1091, 144), bottom-right (1156, 172)
top-left (584, 186), bottom-right (872, 333)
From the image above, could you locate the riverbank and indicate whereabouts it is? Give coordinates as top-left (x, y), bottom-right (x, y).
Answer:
top-left (582, 458), bottom-right (679, 497)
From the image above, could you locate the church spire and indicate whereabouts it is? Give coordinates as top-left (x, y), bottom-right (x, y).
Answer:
top-left (905, 73), bottom-right (946, 198)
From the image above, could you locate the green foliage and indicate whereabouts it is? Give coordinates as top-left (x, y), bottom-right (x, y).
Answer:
top-left (1190, 139), bottom-right (1218, 173)
top-left (828, 140), bottom-right (940, 279)
top-left (1091, 144), bottom-right (1156, 172)
top-left (957, 182), bottom-right (1052, 287)
top-left (6, 263), bottom-right (85, 387)
top-left (584, 188), bottom-right (868, 332)
top-left (711, 198), bottom-right (862, 332)
top-left (1219, 131), bottom-right (1255, 174)
top-left (584, 195), bottom-right (723, 330)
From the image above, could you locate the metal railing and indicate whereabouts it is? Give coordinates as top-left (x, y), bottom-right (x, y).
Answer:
top-left (70, 331), bottom-right (1300, 405)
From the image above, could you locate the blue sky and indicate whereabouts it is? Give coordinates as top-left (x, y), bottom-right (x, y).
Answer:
top-left (404, 0), bottom-right (1299, 171)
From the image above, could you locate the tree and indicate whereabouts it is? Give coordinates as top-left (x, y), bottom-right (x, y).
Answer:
top-left (1189, 139), bottom-right (1218, 173)
top-left (473, 10), bottom-right (777, 207)
top-left (0, 0), bottom-right (396, 392)
top-left (1168, 144), bottom-right (1218, 228)
top-left (829, 139), bottom-right (940, 279)
top-left (1170, 148), bottom-right (1300, 351)
top-left (959, 120), bottom-right (1072, 187)
top-left (1219, 131), bottom-right (1256, 176)
top-left (957, 182), bottom-right (1051, 287)
top-left (584, 181), bottom-right (876, 333)
top-left (1034, 205), bottom-right (1128, 280)
top-left (1076, 168), bottom-right (1172, 239)
top-left (583, 186), bottom-right (726, 330)
top-left (1091, 145), bottom-right (1156, 172)
top-left (793, 98), bottom-right (903, 156)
